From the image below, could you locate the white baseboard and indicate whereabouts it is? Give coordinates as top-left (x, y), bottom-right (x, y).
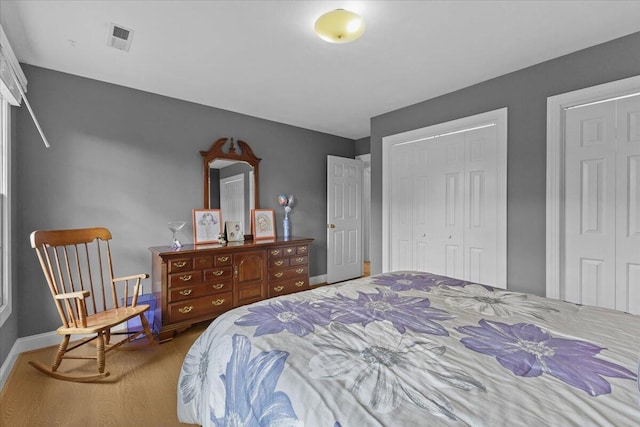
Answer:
top-left (0, 329), bottom-right (60, 391)
top-left (310, 274), bottom-right (326, 286)
top-left (1, 274), bottom-right (328, 390)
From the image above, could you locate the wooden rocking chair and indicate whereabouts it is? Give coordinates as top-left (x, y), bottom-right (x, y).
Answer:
top-left (30, 227), bottom-right (156, 382)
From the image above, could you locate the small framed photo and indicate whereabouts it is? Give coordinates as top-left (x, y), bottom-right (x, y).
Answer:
top-left (252, 209), bottom-right (276, 240)
top-left (193, 209), bottom-right (222, 244)
top-left (225, 221), bottom-right (243, 242)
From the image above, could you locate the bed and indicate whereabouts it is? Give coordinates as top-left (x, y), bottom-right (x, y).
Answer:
top-left (177, 272), bottom-right (640, 426)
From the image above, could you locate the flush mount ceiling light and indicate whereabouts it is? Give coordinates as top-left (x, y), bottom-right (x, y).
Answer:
top-left (314, 9), bottom-right (365, 44)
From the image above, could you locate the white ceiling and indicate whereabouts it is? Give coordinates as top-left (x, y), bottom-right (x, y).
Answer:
top-left (2, 1), bottom-right (639, 140)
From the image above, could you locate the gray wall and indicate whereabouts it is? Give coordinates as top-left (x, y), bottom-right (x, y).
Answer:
top-left (370, 31), bottom-right (640, 296)
top-left (14, 65), bottom-right (354, 340)
top-left (355, 137), bottom-right (370, 156)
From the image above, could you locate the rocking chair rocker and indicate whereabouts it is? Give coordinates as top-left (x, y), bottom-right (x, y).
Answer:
top-left (30, 227), bottom-right (156, 382)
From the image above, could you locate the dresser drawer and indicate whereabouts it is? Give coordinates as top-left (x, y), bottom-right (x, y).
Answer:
top-left (168, 292), bottom-right (233, 323)
top-left (193, 255), bottom-right (214, 269)
top-left (169, 271), bottom-right (202, 288)
top-left (296, 244), bottom-right (309, 255)
top-left (268, 277), bottom-right (309, 298)
top-left (203, 267), bottom-right (233, 281)
top-left (268, 246), bottom-right (296, 258)
top-left (269, 266), bottom-right (308, 281)
top-left (168, 280), bottom-right (232, 303)
top-left (269, 258), bottom-right (290, 269)
top-left (213, 254), bottom-right (232, 266)
top-left (168, 258), bottom-right (192, 273)
top-left (290, 255), bottom-right (307, 266)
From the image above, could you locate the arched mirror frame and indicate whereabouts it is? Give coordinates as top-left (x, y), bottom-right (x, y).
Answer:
top-left (201, 137), bottom-right (261, 225)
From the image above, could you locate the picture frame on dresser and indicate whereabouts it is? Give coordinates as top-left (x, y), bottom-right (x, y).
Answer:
top-left (225, 221), bottom-right (243, 242)
top-left (252, 209), bottom-right (276, 240)
top-left (193, 209), bottom-right (222, 244)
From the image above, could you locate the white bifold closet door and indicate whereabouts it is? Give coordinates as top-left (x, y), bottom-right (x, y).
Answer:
top-left (564, 94), bottom-right (640, 313)
top-left (390, 124), bottom-right (502, 288)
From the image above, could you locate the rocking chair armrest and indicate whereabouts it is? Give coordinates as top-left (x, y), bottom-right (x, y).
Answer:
top-left (54, 290), bottom-right (91, 301)
top-left (112, 273), bottom-right (149, 283)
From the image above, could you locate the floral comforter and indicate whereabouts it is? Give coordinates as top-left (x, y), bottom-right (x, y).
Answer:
top-left (177, 272), bottom-right (640, 426)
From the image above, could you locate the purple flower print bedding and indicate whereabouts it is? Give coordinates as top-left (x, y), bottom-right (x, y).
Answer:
top-left (177, 272), bottom-right (640, 426)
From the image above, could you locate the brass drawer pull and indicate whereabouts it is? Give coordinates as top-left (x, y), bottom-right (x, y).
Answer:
top-left (178, 306), bottom-right (193, 314)
top-left (212, 299), bottom-right (225, 306)
top-left (299, 247), bottom-right (307, 252)
top-left (274, 285), bottom-right (284, 292)
top-left (286, 248), bottom-right (293, 254)
top-left (212, 283), bottom-right (224, 290)
top-left (179, 289), bottom-right (193, 296)
top-left (217, 256), bottom-right (229, 262)
top-left (275, 260), bottom-right (284, 266)
top-left (274, 272), bottom-right (283, 278)
top-left (296, 257), bottom-right (304, 262)
top-left (295, 281), bottom-right (304, 287)
top-left (270, 249), bottom-right (280, 255)
top-left (174, 261), bottom-right (187, 268)
top-left (198, 259), bottom-right (207, 265)
top-left (212, 270), bottom-right (224, 276)
top-left (296, 268), bottom-right (304, 274)
top-left (180, 275), bottom-right (192, 281)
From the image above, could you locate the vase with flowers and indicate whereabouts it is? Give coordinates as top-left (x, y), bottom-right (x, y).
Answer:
top-left (277, 194), bottom-right (295, 239)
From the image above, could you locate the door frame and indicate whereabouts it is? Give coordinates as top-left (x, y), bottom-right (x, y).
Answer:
top-left (545, 75), bottom-right (640, 299)
top-left (382, 107), bottom-right (508, 287)
top-left (356, 153), bottom-right (371, 263)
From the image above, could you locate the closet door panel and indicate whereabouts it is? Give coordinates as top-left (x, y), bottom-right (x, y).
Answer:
top-left (437, 133), bottom-right (464, 279)
top-left (615, 95), bottom-right (640, 313)
top-left (391, 143), bottom-right (413, 271)
top-left (464, 125), bottom-right (499, 286)
top-left (413, 143), bottom-right (433, 272)
top-left (564, 101), bottom-right (616, 308)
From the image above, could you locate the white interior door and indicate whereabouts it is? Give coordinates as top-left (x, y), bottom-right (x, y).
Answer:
top-left (220, 173), bottom-right (245, 231)
top-left (564, 94), bottom-right (640, 313)
top-left (327, 155), bottom-right (362, 283)
top-left (616, 95), bottom-right (640, 313)
top-left (564, 101), bottom-right (616, 308)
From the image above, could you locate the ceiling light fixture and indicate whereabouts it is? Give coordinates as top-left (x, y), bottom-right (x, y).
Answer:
top-left (314, 9), bottom-right (365, 44)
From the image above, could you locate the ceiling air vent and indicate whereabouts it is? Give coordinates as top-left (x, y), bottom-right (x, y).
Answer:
top-left (107, 23), bottom-right (134, 52)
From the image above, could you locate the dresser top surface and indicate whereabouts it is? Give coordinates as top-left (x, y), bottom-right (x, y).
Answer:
top-left (149, 236), bottom-right (313, 256)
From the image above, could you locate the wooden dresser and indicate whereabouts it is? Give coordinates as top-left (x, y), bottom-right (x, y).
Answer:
top-left (149, 237), bottom-right (313, 341)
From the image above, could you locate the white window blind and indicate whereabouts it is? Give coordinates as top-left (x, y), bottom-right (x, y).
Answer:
top-left (0, 24), bottom-right (49, 148)
top-left (0, 25), bottom-right (26, 106)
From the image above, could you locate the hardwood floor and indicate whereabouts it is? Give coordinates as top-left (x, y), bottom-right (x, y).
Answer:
top-left (0, 322), bottom-right (210, 427)
top-left (0, 269), bottom-right (375, 426)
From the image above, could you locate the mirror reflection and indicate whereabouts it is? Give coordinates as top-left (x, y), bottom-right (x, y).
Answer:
top-left (209, 159), bottom-right (255, 234)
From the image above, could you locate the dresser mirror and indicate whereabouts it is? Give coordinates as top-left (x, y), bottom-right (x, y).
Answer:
top-left (201, 138), bottom-right (261, 238)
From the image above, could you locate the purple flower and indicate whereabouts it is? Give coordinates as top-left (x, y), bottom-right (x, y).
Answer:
top-left (457, 319), bottom-right (637, 396)
top-left (372, 273), bottom-right (468, 292)
top-left (213, 334), bottom-right (298, 426)
top-left (234, 299), bottom-right (331, 337)
top-left (329, 288), bottom-right (453, 336)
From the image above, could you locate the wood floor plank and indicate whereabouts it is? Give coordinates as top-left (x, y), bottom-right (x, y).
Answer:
top-left (0, 322), bottom-right (209, 427)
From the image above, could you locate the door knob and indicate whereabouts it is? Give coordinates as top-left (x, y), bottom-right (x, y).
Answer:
top-left (328, 224), bottom-right (336, 228)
